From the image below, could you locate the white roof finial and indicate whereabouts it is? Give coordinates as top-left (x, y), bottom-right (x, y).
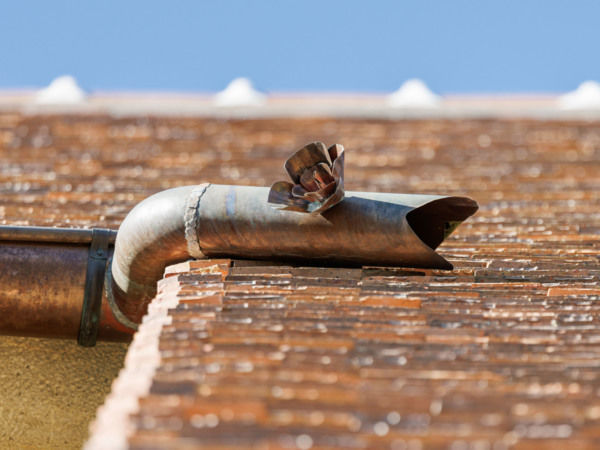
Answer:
top-left (214, 77), bottom-right (266, 107)
top-left (387, 79), bottom-right (440, 108)
top-left (558, 81), bottom-right (600, 110)
top-left (34, 75), bottom-right (87, 105)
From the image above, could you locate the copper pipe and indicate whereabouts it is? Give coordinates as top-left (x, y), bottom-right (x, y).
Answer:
top-left (193, 186), bottom-right (477, 268)
top-left (0, 230), bottom-right (132, 341)
top-left (0, 225), bottom-right (117, 244)
top-left (110, 184), bottom-right (477, 324)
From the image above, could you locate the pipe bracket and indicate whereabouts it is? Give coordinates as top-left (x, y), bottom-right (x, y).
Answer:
top-left (78, 228), bottom-right (111, 347)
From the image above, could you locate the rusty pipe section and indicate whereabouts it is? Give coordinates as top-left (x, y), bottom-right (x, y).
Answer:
top-left (0, 228), bottom-right (133, 341)
top-left (110, 184), bottom-right (477, 323)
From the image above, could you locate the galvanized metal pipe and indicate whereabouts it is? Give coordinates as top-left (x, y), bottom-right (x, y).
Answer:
top-left (110, 184), bottom-right (477, 324)
top-left (110, 186), bottom-right (198, 323)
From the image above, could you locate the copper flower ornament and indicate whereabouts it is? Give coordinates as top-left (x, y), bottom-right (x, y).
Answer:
top-left (268, 142), bottom-right (345, 214)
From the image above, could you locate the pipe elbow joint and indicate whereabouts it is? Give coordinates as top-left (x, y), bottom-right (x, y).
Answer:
top-left (109, 183), bottom-right (477, 326)
top-left (109, 185), bottom-right (203, 324)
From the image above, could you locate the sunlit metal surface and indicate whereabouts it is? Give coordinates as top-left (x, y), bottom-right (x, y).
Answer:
top-left (110, 184), bottom-right (476, 324)
top-left (0, 241), bottom-right (130, 341)
top-left (0, 225), bottom-right (117, 244)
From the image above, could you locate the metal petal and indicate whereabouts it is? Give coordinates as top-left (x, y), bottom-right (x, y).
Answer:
top-left (310, 182), bottom-right (345, 215)
top-left (285, 142), bottom-right (331, 184)
top-left (299, 168), bottom-right (320, 192)
top-left (268, 181), bottom-right (310, 211)
top-left (268, 181), bottom-right (294, 205)
top-left (292, 184), bottom-right (323, 202)
top-left (299, 163), bottom-right (334, 191)
top-left (312, 150), bottom-right (345, 214)
top-left (277, 203), bottom-right (312, 213)
top-left (327, 144), bottom-right (343, 162)
top-left (331, 148), bottom-right (345, 185)
top-left (316, 181), bottom-right (337, 199)
top-left (312, 163), bottom-right (335, 188)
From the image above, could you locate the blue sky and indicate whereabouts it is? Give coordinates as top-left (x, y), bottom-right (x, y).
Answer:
top-left (0, 1), bottom-right (598, 94)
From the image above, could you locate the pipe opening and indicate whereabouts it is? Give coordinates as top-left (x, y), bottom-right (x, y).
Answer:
top-left (406, 197), bottom-right (479, 250)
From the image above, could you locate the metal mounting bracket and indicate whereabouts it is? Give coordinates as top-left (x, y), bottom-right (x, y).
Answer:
top-left (78, 228), bottom-right (111, 347)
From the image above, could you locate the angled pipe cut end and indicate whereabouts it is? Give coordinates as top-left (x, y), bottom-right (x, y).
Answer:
top-left (109, 184), bottom-right (478, 324)
top-left (406, 196), bottom-right (479, 265)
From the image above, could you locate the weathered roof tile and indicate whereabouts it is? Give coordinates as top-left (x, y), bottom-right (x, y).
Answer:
top-left (3, 112), bottom-right (598, 448)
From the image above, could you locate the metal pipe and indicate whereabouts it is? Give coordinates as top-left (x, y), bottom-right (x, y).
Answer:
top-left (0, 225), bottom-right (117, 244)
top-left (110, 186), bottom-right (198, 323)
top-left (0, 185), bottom-right (477, 337)
top-left (0, 239), bottom-right (132, 341)
top-left (110, 184), bottom-right (477, 324)
top-left (193, 186), bottom-right (476, 268)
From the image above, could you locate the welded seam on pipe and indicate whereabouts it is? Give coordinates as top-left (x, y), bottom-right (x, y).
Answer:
top-left (184, 183), bottom-right (209, 259)
top-left (105, 261), bottom-right (139, 331)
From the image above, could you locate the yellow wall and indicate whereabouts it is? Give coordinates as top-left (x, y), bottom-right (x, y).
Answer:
top-left (0, 336), bottom-right (127, 449)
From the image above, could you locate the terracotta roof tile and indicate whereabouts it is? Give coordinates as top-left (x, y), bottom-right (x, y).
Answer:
top-left (88, 251), bottom-right (600, 448)
top-left (2, 112), bottom-right (599, 448)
